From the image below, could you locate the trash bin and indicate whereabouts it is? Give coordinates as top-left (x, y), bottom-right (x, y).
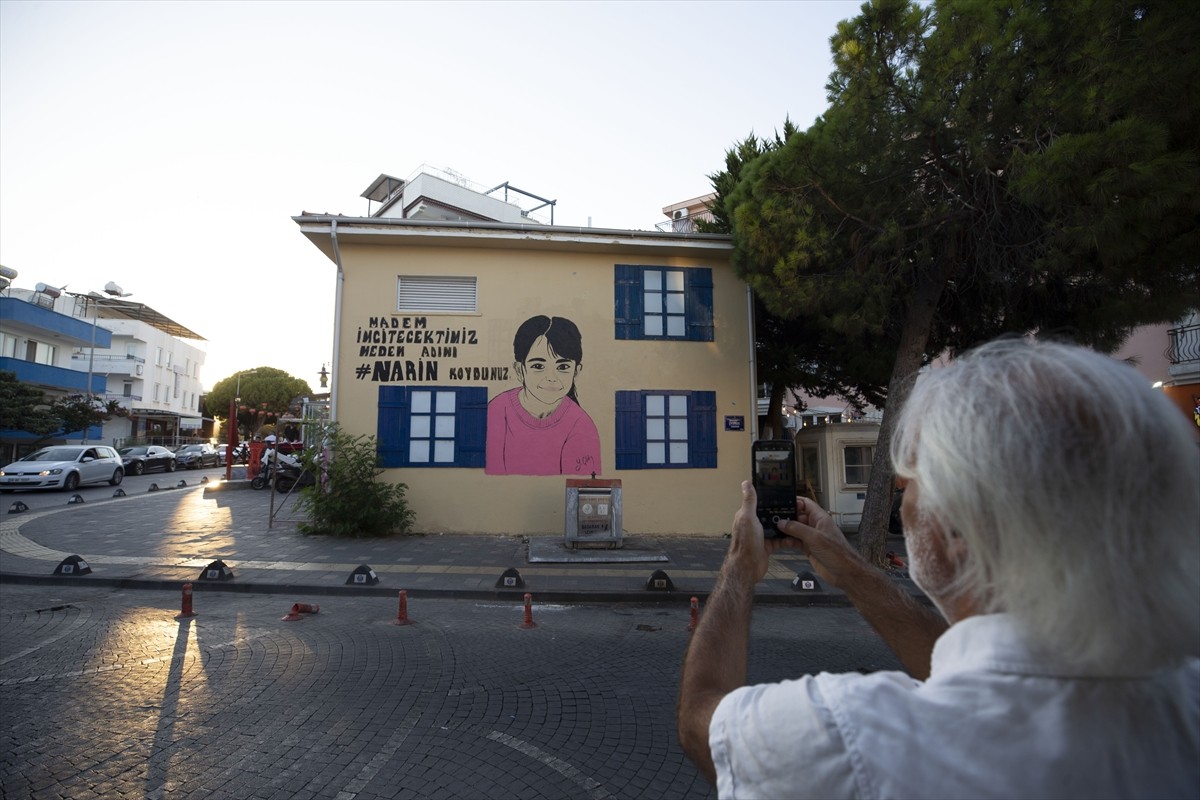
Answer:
top-left (564, 478), bottom-right (623, 549)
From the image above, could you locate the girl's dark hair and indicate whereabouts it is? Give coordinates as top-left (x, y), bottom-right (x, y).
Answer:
top-left (513, 315), bottom-right (583, 405)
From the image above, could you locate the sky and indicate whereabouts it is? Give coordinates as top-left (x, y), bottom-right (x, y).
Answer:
top-left (0, 0), bottom-right (863, 392)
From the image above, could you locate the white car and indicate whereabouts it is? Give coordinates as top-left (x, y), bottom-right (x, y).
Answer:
top-left (0, 445), bottom-right (125, 492)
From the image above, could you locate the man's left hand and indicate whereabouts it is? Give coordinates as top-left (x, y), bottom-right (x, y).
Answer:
top-left (728, 480), bottom-right (771, 583)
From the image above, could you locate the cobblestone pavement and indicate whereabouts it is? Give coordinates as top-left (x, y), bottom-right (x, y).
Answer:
top-left (0, 584), bottom-right (903, 799)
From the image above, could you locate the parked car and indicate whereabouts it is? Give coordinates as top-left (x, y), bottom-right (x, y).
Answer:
top-left (210, 444), bottom-right (227, 467)
top-left (175, 444), bottom-right (220, 469)
top-left (118, 445), bottom-right (177, 476)
top-left (0, 445), bottom-right (124, 491)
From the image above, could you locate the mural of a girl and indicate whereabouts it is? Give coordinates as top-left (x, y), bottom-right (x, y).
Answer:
top-left (485, 315), bottom-right (602, 475)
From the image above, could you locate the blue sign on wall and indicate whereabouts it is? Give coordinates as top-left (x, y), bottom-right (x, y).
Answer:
top-left (724, 416), bottom-right (745, 431)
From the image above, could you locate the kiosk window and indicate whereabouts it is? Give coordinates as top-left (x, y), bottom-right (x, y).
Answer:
top-left (843, 445), bottom-right (874, 486)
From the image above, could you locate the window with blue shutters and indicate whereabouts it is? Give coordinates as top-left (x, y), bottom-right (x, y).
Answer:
top-left (614, 390), bottom-right (717, 469)
top-left (614, 265), bottom-right (714, 341)
top-left (377, 386), bottom-right (487, 468)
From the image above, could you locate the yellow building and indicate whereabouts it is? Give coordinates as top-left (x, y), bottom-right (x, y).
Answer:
top-left (294, 173), bottom-right (755, 535)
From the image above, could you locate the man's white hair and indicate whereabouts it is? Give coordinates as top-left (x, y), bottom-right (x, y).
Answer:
top-left (890, 337), bottom-right (1200, 672)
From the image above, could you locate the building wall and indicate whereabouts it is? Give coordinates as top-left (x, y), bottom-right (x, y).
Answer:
top-left (332, 236), bottom-right (753, 536)
top-left (65, 312), bottom-right (207, 443)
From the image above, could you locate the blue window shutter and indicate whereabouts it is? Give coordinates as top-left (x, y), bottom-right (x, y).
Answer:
top-left (690, 390), bottom-right (718, 468)
top-left (614, 390), bottom-right (646, 470)
top-left (457, 387), bottom-right (488, 468)
top-left (377, 386), bottom-right (409, 468)
top-left (614, 264), bottom-right (643, 340)
top-left (686, 268), bottom-right (714, 342)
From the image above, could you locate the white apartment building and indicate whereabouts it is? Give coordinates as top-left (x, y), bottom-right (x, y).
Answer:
top-left (63, 293), bottom-right (207, 445)
top-left (1, 285), bottom-right (208, 447)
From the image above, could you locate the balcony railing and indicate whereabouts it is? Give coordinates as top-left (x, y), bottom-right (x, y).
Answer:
top-left (70, 352), bottom-right (147, 376)
top-left (1166, 324), bottom-right (1200, 366)
top-left (655, 217), bottom-right (700, 233)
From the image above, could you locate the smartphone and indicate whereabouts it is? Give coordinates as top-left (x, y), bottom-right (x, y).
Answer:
top-left (752, 440), bottom-right (797, 538)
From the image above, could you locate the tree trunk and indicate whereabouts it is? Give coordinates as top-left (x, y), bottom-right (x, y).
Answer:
top-left (857, 266), bottom-right (948, 567)
top-left (764, 383), bottom-right (787, 440)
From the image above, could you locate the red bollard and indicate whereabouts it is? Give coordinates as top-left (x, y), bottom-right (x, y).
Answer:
top-left (175, 583), bottom-right (197, 620)
top-left (393, 590), bottom-right (413, 626)
top-left (282, 602), bottom-right (320, 621)
top-left (688, 596), bottom-right (699, 632)
top-left (519, 592), bottom-right (537, 629)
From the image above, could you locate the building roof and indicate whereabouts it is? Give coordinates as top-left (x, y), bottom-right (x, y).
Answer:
top-left (88, 294), bottom-right (205, 341)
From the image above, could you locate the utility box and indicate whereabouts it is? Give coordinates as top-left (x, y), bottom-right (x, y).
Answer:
top-left (565, 478), bottom-right (623, 549)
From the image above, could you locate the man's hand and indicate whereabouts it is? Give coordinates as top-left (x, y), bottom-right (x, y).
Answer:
top-left (728, 481), bottom-right (771, 584)
top-left (774, 495), bottom-right (948, 679)
top-left (770, 497), bottom-right (870, 590)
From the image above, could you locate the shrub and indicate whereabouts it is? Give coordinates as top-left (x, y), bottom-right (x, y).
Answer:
top-left (296, 426), bottom-right (415, 537)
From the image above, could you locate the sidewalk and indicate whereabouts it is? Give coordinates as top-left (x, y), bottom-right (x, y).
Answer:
top-left (0, 479), bottom-right (919, 605)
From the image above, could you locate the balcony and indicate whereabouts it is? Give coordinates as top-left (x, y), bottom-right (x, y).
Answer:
top-left (1166, 324), bottom-right (1199, 364)
top-left (0, 356), bottom-right (105, 394)
top-left (655, 217), bottom-right (700, 233)
top-left (70, 352), bottom-right (147, 377)
top-left (1166, 323), bottom-right (1200, 382)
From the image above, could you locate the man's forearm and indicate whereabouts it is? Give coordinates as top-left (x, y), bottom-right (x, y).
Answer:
top-left (839, 560), bottom-right (947, 680)
top-left (677, 561), bottom-right (757, 784)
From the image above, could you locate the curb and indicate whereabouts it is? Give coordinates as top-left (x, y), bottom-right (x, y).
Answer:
top-left (0, 571), bottom-right (930, 607)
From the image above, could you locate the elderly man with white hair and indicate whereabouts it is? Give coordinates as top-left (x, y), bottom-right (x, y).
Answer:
top-left (678, 337), bottom-right (1199, 799)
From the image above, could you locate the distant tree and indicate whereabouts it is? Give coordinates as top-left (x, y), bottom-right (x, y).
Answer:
top-left (720, 0), bottom-right (1200, 565)
top-left (0, 371), bottom-right (58, 438)
top-left (0, 372), bottom-right (122, 441)
top-left (206, 368), bottom-right (313, 438)
top-left (50, 394), bottom-right (124, 440)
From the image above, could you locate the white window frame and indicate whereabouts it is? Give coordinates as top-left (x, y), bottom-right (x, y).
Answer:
top-left (645, 393), bottom-right (689, 465)
top-left (407, 389), bottom-right (458, 464)
top-left (842, 444), bottom-right (875, 488)
top-left (642, 268), bottom-right (687, 338)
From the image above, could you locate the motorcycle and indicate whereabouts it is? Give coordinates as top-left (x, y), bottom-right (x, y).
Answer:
top-left (228, 442), bottom-right (250, 465)
top-left (251, 450), bottom-right (312, 492)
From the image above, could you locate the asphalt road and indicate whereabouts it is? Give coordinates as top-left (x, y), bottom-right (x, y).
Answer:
top-left (1, 465), bottom-right (231, 512)
top-left (0, 585), bottom-right (903, 799)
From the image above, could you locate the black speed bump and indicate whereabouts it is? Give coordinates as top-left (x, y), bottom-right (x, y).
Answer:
top-left (8, 501), bottom-right (29, 514)
top-left (199, 559), bottom-right (234, 581)
top-left (54, 555), bottom-right (92, 576)
top-left (792, 571), bottom-right (822, 592)
top-left (113, 488), bottom-right (127, 497)
top-left (67, 494), bottom-right (85, 504)
top-left (346, 564), bottom-right (379, 585)
top-left (496, 567), bottom-right (525, 589)
top-left (646, 569), bottom-right (675, 592)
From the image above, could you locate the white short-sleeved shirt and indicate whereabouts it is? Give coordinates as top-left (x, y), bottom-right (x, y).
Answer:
top-left (710, 614), bottom-right (1200, 799)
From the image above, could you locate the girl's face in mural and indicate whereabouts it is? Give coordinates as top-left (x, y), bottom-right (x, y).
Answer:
top-left (517, 335), bottom-right (580, 410)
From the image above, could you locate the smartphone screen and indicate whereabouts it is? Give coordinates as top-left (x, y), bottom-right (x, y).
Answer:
top-left (753, 441), bottom-right (797, 537)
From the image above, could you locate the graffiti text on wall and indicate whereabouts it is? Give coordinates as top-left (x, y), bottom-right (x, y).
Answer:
top-left (352, 316), bottom-right (509, 383)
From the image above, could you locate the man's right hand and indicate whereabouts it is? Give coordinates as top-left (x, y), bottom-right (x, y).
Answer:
top-left (774, 497), bottom-right (870, 590)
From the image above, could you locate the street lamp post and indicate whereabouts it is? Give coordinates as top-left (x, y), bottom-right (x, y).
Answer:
top-left (76, 283), bottom-right (132, 444)
top-left (225, 369), bottom-right (258, 481)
